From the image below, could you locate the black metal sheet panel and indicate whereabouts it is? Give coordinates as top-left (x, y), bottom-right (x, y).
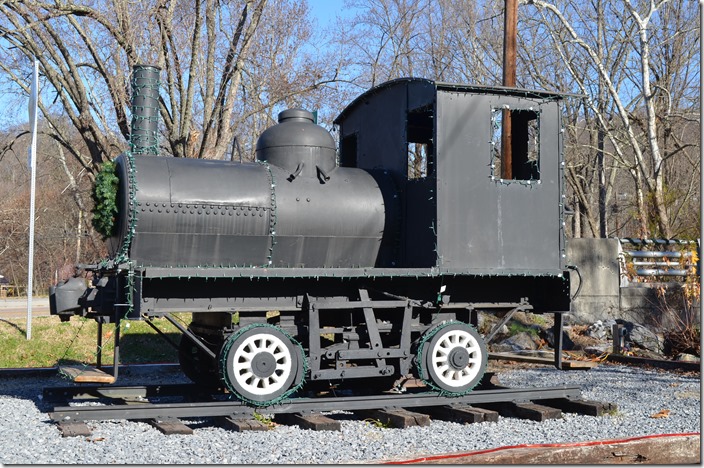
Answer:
top-left (435, 91), bottom-right (565, 273)
top-left (138, 267), bottom-right (570, 312)
top-left (271, 165), bottom-right (385, 267)
top-left (124, 156), bottom-right (272, 267)
top-left (403, 178), bottom-right (437, 267)
top-left (166, 158), bottom-right (270, 207)
top-left (335, 84), bottom-right (408, 176)
top-left (273, 236), bottom-right (384, 267)
top-left (132, 234), bottom-right (269, 267)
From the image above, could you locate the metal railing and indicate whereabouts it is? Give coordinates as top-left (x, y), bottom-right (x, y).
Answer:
top-left (618, 238), bottom-right (700, 280)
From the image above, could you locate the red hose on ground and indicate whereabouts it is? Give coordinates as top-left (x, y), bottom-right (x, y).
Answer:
top-left (385, 432), bottom-right (701, 464)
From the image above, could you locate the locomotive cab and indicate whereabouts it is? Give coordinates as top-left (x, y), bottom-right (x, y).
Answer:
top-left (335, 78), bottom-right (568, 283)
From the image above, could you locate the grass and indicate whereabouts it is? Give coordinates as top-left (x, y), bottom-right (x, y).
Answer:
top-left (0, 315), bottom-right (184, 368)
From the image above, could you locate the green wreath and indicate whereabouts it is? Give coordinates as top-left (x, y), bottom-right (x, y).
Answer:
top-left (91, 160), bottom-right (119, 239)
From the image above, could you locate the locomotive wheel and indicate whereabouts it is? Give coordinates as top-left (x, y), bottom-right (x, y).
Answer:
top-left (178, 334), bottom-right (221, 388)
top-left (420, 322), bottom-right (487, 394)
top-left (220, 325), bottom-right (304, 405)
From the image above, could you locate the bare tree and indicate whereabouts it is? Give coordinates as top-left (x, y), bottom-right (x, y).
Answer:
top-left (339, 0), bottom-right (508, 87)
top-left (525, 0), bottom-right (699, 238)
top-left (0, 0), bottom-right (343, 163)
top-left (0, 122), bottom-right (99, 294)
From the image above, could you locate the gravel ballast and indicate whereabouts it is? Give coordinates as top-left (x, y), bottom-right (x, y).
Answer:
top-left (0, 364), bottom-right (699, 464)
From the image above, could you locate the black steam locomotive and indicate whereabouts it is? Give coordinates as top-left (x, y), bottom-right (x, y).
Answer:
top-left (51, 73), bottom-right (571, 406)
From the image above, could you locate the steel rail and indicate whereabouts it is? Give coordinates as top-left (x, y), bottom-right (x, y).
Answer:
top-left (49, 385), bottom-right (581, 422)
top-left (43, 383), bottom-right (203, 402)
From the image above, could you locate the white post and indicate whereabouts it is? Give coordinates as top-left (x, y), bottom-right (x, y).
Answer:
top-left (26, 59), bottom-right (39, 340)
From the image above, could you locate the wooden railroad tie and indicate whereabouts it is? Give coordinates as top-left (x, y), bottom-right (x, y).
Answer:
top-left (56, 421), bottom-right (92, 438)
top-left (416, 404), bottom-right (500, 424)
top-left (355, 408), bottom-right (431, 429)
top-left (216, 415), bottom-right (271, 432)
top-left (275, 413), bottom-right (341, 431)
top-left (536, 398), bottom-right (618, 417)
top-left (146, 417), bottom-right (193, 435)
top-left (475, 401), bottom-right (562, 422)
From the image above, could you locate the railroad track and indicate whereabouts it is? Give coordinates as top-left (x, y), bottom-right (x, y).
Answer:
top-left (44, 378), bottom-right (615, 437)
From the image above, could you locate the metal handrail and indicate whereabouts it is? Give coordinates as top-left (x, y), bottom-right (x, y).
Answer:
top-left (618, 238), bottom-right (700, 278)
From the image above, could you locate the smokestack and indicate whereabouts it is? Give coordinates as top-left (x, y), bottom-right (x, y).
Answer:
top-left (130, 64), bottom-right (161, 155)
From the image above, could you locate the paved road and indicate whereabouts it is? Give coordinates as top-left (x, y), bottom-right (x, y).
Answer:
top-left (0, 298), bottom-right (50, 319)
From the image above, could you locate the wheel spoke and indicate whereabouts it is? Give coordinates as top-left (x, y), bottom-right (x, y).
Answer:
top-left (265, 342), bottom-right (279, 353)
top-left (233, 360), bottom-right (252, 372)
top-left (435, 347), bottom-right (450, 357)
top-left (433, 355), bottom-right (448, 365)
top-left (237, 369), bottom-right (254, 380)
top-left (436, 363), bottom-right (450, 374)
top-left (238, 349), bottom-right (254, 360)
top-left (269, 373), bottom-right (283, 384)
top-left (275, 361), bottom-right (290, 371)
top-left (251, 376), bottom-right (264, 388)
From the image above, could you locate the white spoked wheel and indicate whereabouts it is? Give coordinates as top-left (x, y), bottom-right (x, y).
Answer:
top-left (422, 323), bottom-right (487, 393)
top-left (221, 326), bottom-right (301, 404)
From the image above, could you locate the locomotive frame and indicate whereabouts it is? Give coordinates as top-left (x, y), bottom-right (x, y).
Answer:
top-left (51, 77), bottom-right (572, 406)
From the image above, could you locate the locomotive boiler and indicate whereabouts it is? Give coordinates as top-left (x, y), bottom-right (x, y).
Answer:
top-left (51, 68), bottom-right (572, 406)
top-left (108, 108), bottom-right (386, 270)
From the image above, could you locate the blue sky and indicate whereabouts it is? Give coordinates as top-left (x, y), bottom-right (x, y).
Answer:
top-left (308, 0), bottom-right (348, 26)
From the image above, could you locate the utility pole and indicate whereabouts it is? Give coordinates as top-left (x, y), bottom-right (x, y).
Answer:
top-left (501, 0), bottom-right (518, 179)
